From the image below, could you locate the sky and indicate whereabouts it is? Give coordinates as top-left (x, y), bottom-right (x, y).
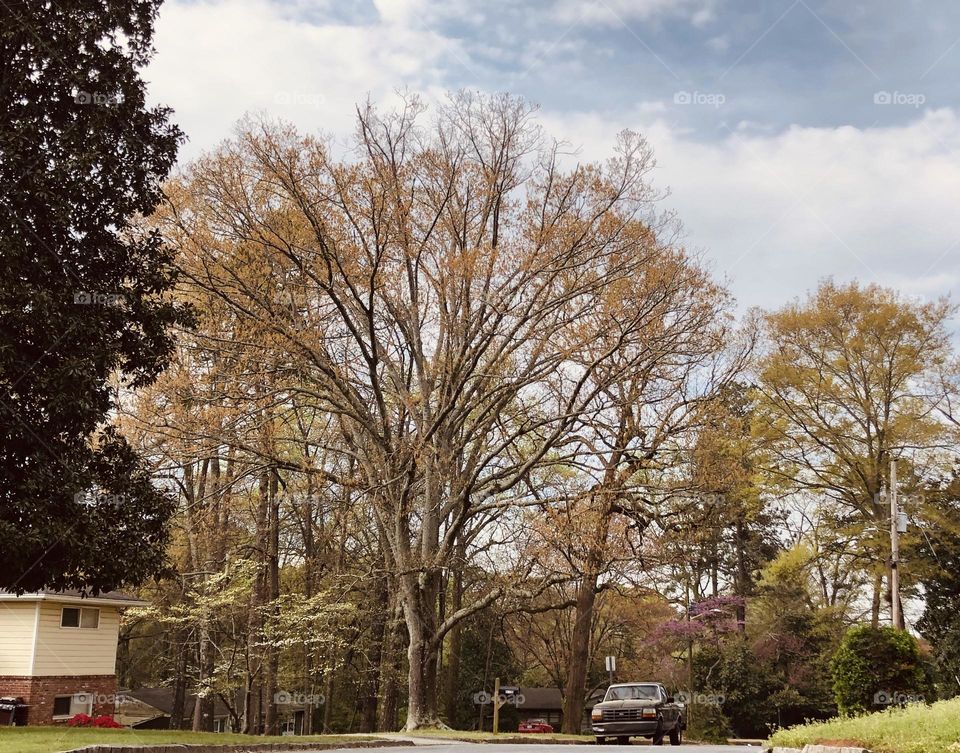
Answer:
top-left (144, 0), bottom-right (960, 315)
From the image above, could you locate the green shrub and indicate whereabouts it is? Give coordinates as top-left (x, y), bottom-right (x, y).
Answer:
top-left (685, 701), bottom-right (733, 743)
top-left (830, 625), bottom-right (929, 715)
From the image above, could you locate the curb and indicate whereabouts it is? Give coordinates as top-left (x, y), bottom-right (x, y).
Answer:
top-left (63, 739), bottom-right (410, 753)
top-left (402, 737), bottom-right (588, 745)
top-left (767, 746), bottom-right (872, 753)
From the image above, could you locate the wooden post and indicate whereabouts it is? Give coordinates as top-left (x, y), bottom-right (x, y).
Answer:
top-left (492, 677), bottom-right (501, 735)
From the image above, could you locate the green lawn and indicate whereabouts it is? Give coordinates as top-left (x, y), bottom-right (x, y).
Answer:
top-left (0, 728), bottom-right (365, 753)
top-left (768, 697), bottom-right (960, 753)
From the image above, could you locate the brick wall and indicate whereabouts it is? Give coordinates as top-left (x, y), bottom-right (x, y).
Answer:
top-left (0, 674), bottom-right (116, 724)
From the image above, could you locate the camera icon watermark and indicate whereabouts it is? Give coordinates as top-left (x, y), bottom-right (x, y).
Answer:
top-left (274, 90), bottom-right (326, 109)
top-left (673, 90), bottom-right (725, 108)
top-left (873, 690), bottom-right (925, 705)
top-left (74, 491), bottom-right (128, 508)
top-left (75, 692), bottom-right (121, 705)
top-left (74, 291), bottom-right (125, 307)
top-left (675, 691), bottom-right (725, 706)
top-left (472, 691), bottom-right (526, 706)
top-left (74, 91), bottom-right (123, 106)
top-left (873, 91), bottom-right (925, 108)
top-left (274, 691), bottom-right (325, 705)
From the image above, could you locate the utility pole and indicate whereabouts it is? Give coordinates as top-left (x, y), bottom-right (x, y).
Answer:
top-left (890, 460), bottom-right (902, 630)
top-left (492, 677), bottom-right (501, 735)
top-left (685, 576), bottom-right (694, 729)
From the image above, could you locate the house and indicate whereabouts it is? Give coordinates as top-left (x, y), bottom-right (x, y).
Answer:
top-left (115, 687), bottom-right (232, 731)
top-left (516, 686), bottom-right (606, 732)
top-left (475, 686), bottom-right (605, 732)
top-left (0, 590), bottom-right (146, 725)
top-left (115, 686), bottom-right (304, 734)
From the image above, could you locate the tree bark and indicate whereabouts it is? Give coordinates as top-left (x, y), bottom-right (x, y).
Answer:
top-left (263, 470), bottom-right (281, 736)
top-left (442, 562), bottom-right (464, 726)
top-left (360, 570), bottom-right (388, 732)
top-left (170, 633), bottom-right (188, 730)
top-left (871, 572), bottom-right (883, 628)
top-left (561, 572), bottom-right (599, 734)
top-left (402, 575), bottom-right (442, 729)
top-left (377, 599), bottom-right (404, 731)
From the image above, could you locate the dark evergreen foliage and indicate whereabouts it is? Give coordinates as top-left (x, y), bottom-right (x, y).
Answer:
top-left (0, 0), bottom-right (188, 592)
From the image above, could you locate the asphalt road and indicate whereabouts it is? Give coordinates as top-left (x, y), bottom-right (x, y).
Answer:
top-left (291, 744), bottom-right (763, 753)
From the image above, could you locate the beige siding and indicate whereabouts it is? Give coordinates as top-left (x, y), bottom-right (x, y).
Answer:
top-left (0, 601), bottom-right (38, 675)
top-left (32, 602), bottom-right (119, 676)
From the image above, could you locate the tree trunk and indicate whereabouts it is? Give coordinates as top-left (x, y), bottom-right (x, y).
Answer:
top-left (442, 563), bottom-right (464, 726)
top-left (561, 572), bottom-right (599, 734)
top-left (322, 671), bottom-right (334, 731)
top-left (193, 618), bottom-right (216, 731)
top-left (170, 635), bottom-right (188, 730)
top-left (401, 570), bottom-right (443, 729)
top-left (377, 600), bottom-right (404, 731)
top-left (360, 571), bottom-right (388, 732)
top-left (406, 632), bottom-right (441, 729)
top-left (263, 471), bottom-right (281, 736)
top-left (871, 572), bottom-right (882, 628)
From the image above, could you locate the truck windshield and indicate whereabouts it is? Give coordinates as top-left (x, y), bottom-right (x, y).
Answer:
top-left (604, 685), bottom-right (661, 701)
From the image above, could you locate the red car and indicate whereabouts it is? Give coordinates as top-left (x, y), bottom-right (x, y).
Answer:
top-left (518, 718), bottom-right (554, 733)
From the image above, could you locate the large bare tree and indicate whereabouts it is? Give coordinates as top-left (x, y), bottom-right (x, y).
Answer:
top-left (157, 93), bottom-right (731, 727)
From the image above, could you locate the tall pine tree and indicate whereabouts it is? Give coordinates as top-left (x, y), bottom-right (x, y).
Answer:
top-left (0, 0), bottom-right (188, 592)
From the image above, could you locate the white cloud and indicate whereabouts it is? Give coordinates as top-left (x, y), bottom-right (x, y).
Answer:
top-left (145, 0), bottom-right (960, 313)
top-left (552, 0), bottom-right (718, 27)
top-left (373, 0), bottom-right (428, 26)
top-left (540, 107), bottom-right (960, 310)
top-left (146, 0), bottom-right (456, 160)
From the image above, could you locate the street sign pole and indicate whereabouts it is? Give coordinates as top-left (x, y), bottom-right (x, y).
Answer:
top-left (492, 677), bottom-right (501, 735)
top-left (605, 655), bottom-right (616, 687)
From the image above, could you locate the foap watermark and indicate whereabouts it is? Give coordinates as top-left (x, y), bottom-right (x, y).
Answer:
top-left (75, 691), bottom-right (120, 705)
top-left (74, 491), bottom-right (128, 508)
top-left (73, 91), bottom-right (123, 106)
top-left (472, 690), bottom-right (526, 706)
top-left (675, 691), bottom-right (725, 707)
top-left (274, 691), bottom-right (325, 706)
top-left (874, 690), bottom-right (925, 706)
top-left (873, 91), bottom-right (925, 108)
top-left (673, 90), bottom-right (725, 108)
top-left (274, 90), bottom-right (326, 109)
top-left (74, 291), bottom-right (125, 307)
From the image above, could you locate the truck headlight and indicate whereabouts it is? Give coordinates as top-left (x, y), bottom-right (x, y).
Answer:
top-left (591, 708), bottom-right (602, 721)
top-left (641, 708), bottom-right (657, 719)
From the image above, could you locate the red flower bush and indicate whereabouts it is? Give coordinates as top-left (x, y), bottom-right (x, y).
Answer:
top-left (67, 713), bottom-right (122, 728)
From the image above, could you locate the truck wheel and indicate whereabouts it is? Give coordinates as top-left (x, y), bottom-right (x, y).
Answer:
top-left (616, 736), bottom-right (630, 745)
top-left (652, 723), bottom-right (665, 745)
top-left (669, 720), bottom-right (682, 745)
top-left (595, 737), bottom-right (605, 745)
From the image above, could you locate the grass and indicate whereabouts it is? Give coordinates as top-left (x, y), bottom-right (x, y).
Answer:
top-left (0, 727), bottom-right (366, 753)
top-left (768, 696), bottom-right (960, 753)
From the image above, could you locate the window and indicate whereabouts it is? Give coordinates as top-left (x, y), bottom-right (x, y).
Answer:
top-left (603, 684), bottom-right (661, 702)
top-left (52, 693), bottom-right (92, 719)
top-left (60, 606), bottom-right (100, 629)
top-left (52, 696), bottom-right (71, 717)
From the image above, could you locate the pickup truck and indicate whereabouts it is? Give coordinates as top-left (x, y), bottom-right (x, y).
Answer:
top-left (590, 682), bottom-right (685, 745)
